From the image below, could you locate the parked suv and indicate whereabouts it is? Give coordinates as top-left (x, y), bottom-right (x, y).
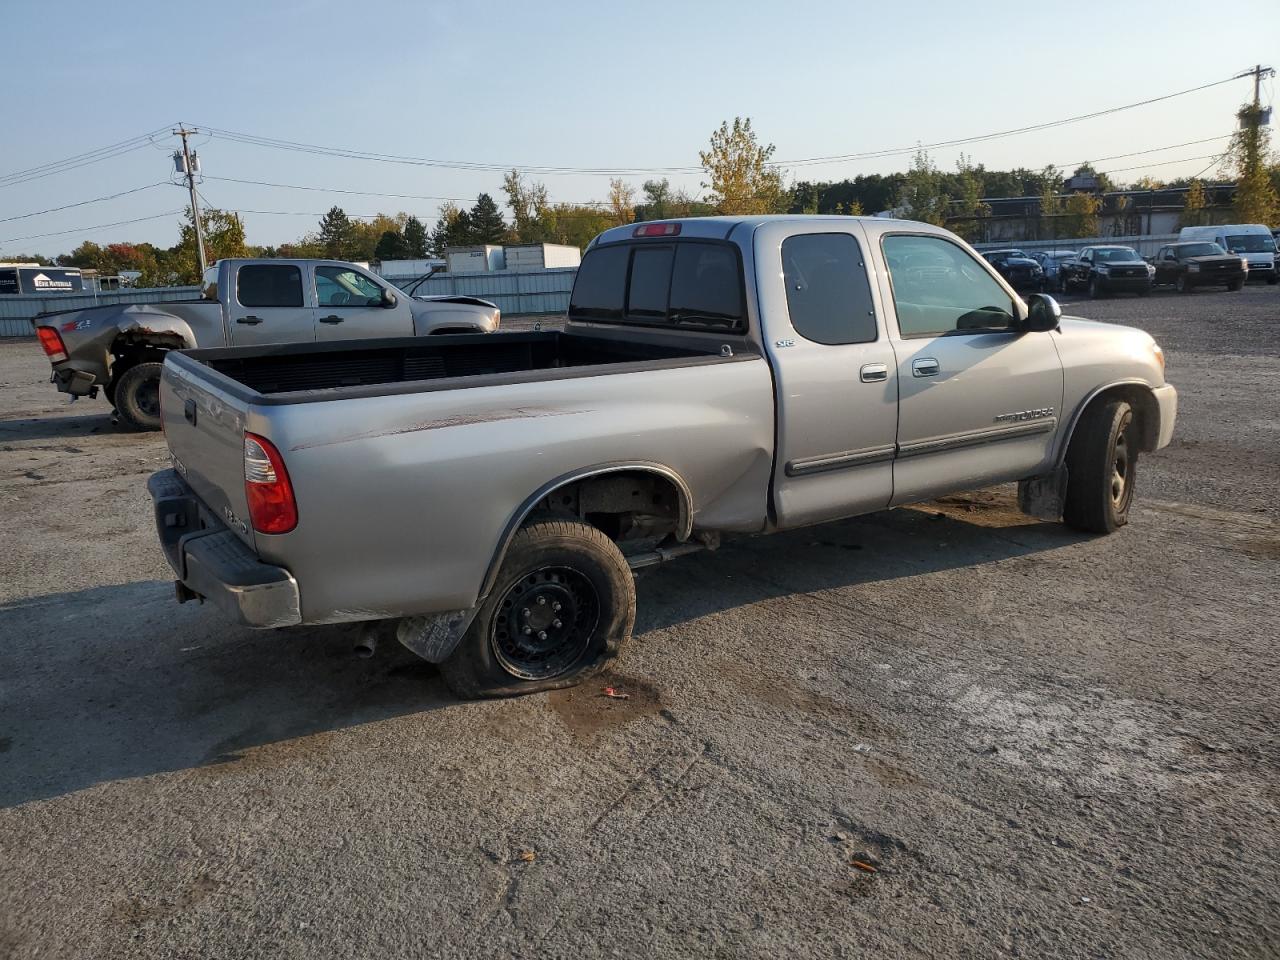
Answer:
top-left (982, 249), bottom-right (1044, 291)
top-left (1029, 250), bottom-right (1077, 292)
top-left (1059, 246), bottom-right (1154, 298)
top-left (1150, 242), bottom-right (1247, 293)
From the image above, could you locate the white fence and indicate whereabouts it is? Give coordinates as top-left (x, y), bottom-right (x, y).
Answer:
top-left (974, 234), bottom-right (1179, 258)
top-left (0, 286), bottom-right (202, 337)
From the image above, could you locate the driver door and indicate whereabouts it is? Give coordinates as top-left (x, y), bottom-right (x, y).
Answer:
top-left (312, 264), bottom-right (413, 341)
top-left (876, 232), bottom-right (1064, 506)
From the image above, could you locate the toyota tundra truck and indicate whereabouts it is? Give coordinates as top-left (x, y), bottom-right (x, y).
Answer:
top-left (147, 216), bottom-right (1177, 698)
top-left (33, 258), bottom-right (500, 430)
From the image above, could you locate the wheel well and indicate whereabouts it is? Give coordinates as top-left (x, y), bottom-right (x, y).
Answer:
top-left (1069, 384), bottom-right (1160, 454)
top-left (109, 334), bottom-right (181, 380)
top-left (532, 470), bottom-right (688, 543)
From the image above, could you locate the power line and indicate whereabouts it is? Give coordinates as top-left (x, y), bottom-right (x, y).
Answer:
top-left (190, 72), bottom-right (1245, 177)
top-left (0, 210), bottom-right (185, 245)
top-left (203, 175), bottom-right (481, 205)
top-left (0, 182), bottom-right (171, 224)
top-left (0, 127), bottom-right (174, 188)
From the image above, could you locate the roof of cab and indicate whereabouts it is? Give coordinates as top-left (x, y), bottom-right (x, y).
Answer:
top-left (589, 214), bottom-right (950, 248)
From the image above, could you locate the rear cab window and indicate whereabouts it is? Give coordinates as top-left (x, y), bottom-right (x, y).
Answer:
top-left (237, 265), bottom-right (304, 308)
top-left (569, 241), bottom-right (746, 332)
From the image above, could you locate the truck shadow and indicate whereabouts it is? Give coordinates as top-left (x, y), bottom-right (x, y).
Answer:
top-left (0, 410), bottom-right (125, 442)
top-left (0, 489), bottom-right (1083, 808)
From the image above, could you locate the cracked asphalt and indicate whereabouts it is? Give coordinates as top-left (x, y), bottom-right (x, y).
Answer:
top-left (1, 285), bottom-right (1277, 959)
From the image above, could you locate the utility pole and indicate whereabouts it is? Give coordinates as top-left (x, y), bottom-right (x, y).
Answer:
top-left (173, 125), bottom-right (207, 276)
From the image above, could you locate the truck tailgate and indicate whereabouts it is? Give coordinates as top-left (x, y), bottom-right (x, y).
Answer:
top-left (159, 356), bottom-right (257, 550)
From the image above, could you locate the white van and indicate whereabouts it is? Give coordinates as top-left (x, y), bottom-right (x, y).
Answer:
top-left (1178, 224), bottom-right (1277, 283)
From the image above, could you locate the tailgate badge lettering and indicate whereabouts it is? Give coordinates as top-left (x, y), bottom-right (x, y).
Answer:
top-left (223, 506), bottom-right (248, 535)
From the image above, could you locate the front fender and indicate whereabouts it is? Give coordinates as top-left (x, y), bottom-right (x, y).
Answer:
top-left (411, 300), bottom-right (501, 335)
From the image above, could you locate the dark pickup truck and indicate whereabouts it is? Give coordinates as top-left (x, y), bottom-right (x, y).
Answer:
top-left (1150, 242), bottom-right (1247, 293)
top-left (1059, 246), bottom-right (1154, 298)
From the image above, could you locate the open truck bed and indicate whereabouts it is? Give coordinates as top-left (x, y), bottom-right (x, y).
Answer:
top-left (186, 328), bottom-right (733, 401)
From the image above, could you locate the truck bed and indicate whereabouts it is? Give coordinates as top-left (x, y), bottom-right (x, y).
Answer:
top-left (185, 328), bottom-right (738, 400)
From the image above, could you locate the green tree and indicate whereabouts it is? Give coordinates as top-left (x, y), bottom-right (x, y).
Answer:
top-left (897, 149), bottom-right (949, 225)
top-left (502, 170), bottom-right (554, 242)
top-left (0, 253), bottom-right (53, 266)
top-left (374, 229), bottom-right (408, 261)
top-left (607, 178), bottom-right (636, 226)
top-left (429, 203), bottom-right (461, 255)
top-left (1061, 192), bottom-right (1101, 239)
top-left (468, 193), bottom-right (506, 244)
top-left (403, 216), bottom-right (429, 257)
top-left (699, 117), bottom-right (785, 215)
top-left (317, 206), bottom-right (355, 259)
top-left (1180, 179), bottom-right (1209, 228)
top-left (949, 154), bottom-right (991, 241)
top-left (1228, 102), bottom-right (1280, 225)
top-left (637, 179), bottom-right (674, 220)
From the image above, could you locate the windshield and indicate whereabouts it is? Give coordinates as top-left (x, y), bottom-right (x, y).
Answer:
top-left (1176, 243), bottom-right (1226, 258)
top-left (1094, 247), bottom-right (1141, 263)
top-left (1225, 234), bottom-right (1277, 253)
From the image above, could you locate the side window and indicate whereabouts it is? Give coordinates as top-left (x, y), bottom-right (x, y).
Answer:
top-left (882, 235), bottom-right (1017, 338)
top-left (315, 266), bottom-right (383, 307)
top-left (781, 233), bottom-right (877, 345)
top-left (238, 265), bottom-right (303, 308)
top-left (626, 246), bottom-right (673, 319)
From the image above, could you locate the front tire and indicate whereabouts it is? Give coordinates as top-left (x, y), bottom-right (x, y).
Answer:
top-left (113, 362), bottom-right (164, 431)
top-left (1063, 399), bottom-right (1138, 534)
top-left (440, 519), bottom-right (636, 699)
top-left (1175, 274), bottom-right (1192, 294)
top-left (1227, 279), bottom-right (1243, 292)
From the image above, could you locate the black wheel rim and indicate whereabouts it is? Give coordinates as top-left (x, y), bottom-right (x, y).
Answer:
top-left (490, 565), bottom-right (600, 681)
top-left (136, 377), bottom-right (160, 418)
top-left (1111, 412), bottom-right (1133, 509)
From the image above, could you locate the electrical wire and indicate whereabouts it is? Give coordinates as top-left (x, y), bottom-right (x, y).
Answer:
top-left (0, 182), bottom-right (171, 224)
top-left (0, 210), bottom-right (186, 245)
top-left (0, 127), bottom-right (175, 188)
top-left (188, 72), bottom-right (1247, 177)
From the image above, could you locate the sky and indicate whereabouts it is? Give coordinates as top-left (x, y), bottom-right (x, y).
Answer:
top-left (2, 0), bottom-right (1277, 258)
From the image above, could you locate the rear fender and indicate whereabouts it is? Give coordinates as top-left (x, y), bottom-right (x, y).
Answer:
top-left (477, 462), bottom-right (694, 602)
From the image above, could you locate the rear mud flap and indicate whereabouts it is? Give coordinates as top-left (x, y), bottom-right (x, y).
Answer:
top-left (397, 608), bottom-right (479, 663)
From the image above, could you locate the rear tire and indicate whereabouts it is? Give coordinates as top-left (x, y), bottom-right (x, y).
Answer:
top-left (1063, 399), bottom-right (1138, 534)
top-left (113, 362), bottom-right (164, 431)
top-left (439, 519), bottom-right (636, 699)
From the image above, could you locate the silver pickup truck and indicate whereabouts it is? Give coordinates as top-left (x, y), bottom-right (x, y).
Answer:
top-left (32, 258), bottom-right (500, 430)
top-left (148, 216), bottom-right (1176, 698)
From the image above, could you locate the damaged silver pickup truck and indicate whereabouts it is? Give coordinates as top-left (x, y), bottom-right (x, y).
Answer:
top-left (33, 257), bottom-right (500, 429)
top-left (148, 216), bottom-right (1176, 698)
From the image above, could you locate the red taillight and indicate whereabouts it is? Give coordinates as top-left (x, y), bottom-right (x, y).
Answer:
top-left (633, 222), bottom-right (681, 238)
top-left (36, 326), bottom-right (67, 363)
top-left (243, 432), bottom-right (297, 534)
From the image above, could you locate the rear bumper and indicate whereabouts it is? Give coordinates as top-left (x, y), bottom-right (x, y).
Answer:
top-left (1152, 384), bottom-right (1177, 451)
top-left (148, 469), bottom-right (301, 628)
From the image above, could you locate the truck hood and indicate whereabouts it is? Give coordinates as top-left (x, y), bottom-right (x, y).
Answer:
top-left (413, 295), bottom-right (498, 308)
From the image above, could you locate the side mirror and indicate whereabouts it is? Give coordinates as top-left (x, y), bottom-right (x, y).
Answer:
top-left (381, 288), bottom-right (398, 309)
top-left (1024, 293), bottom-right (1061, 332)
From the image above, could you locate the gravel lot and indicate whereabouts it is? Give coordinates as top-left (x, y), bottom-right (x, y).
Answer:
top-left (1, 287), bottom-right (1277, 959)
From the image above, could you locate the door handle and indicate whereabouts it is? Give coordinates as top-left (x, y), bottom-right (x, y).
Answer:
top-left (236, 316), bottom-right (262, 325)
top-left (860, 363), bottom-right (888, 383)
top-left (318, 315), bottom-right (344, 324)
top-left (912, 357), bottom-right (940, 378)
